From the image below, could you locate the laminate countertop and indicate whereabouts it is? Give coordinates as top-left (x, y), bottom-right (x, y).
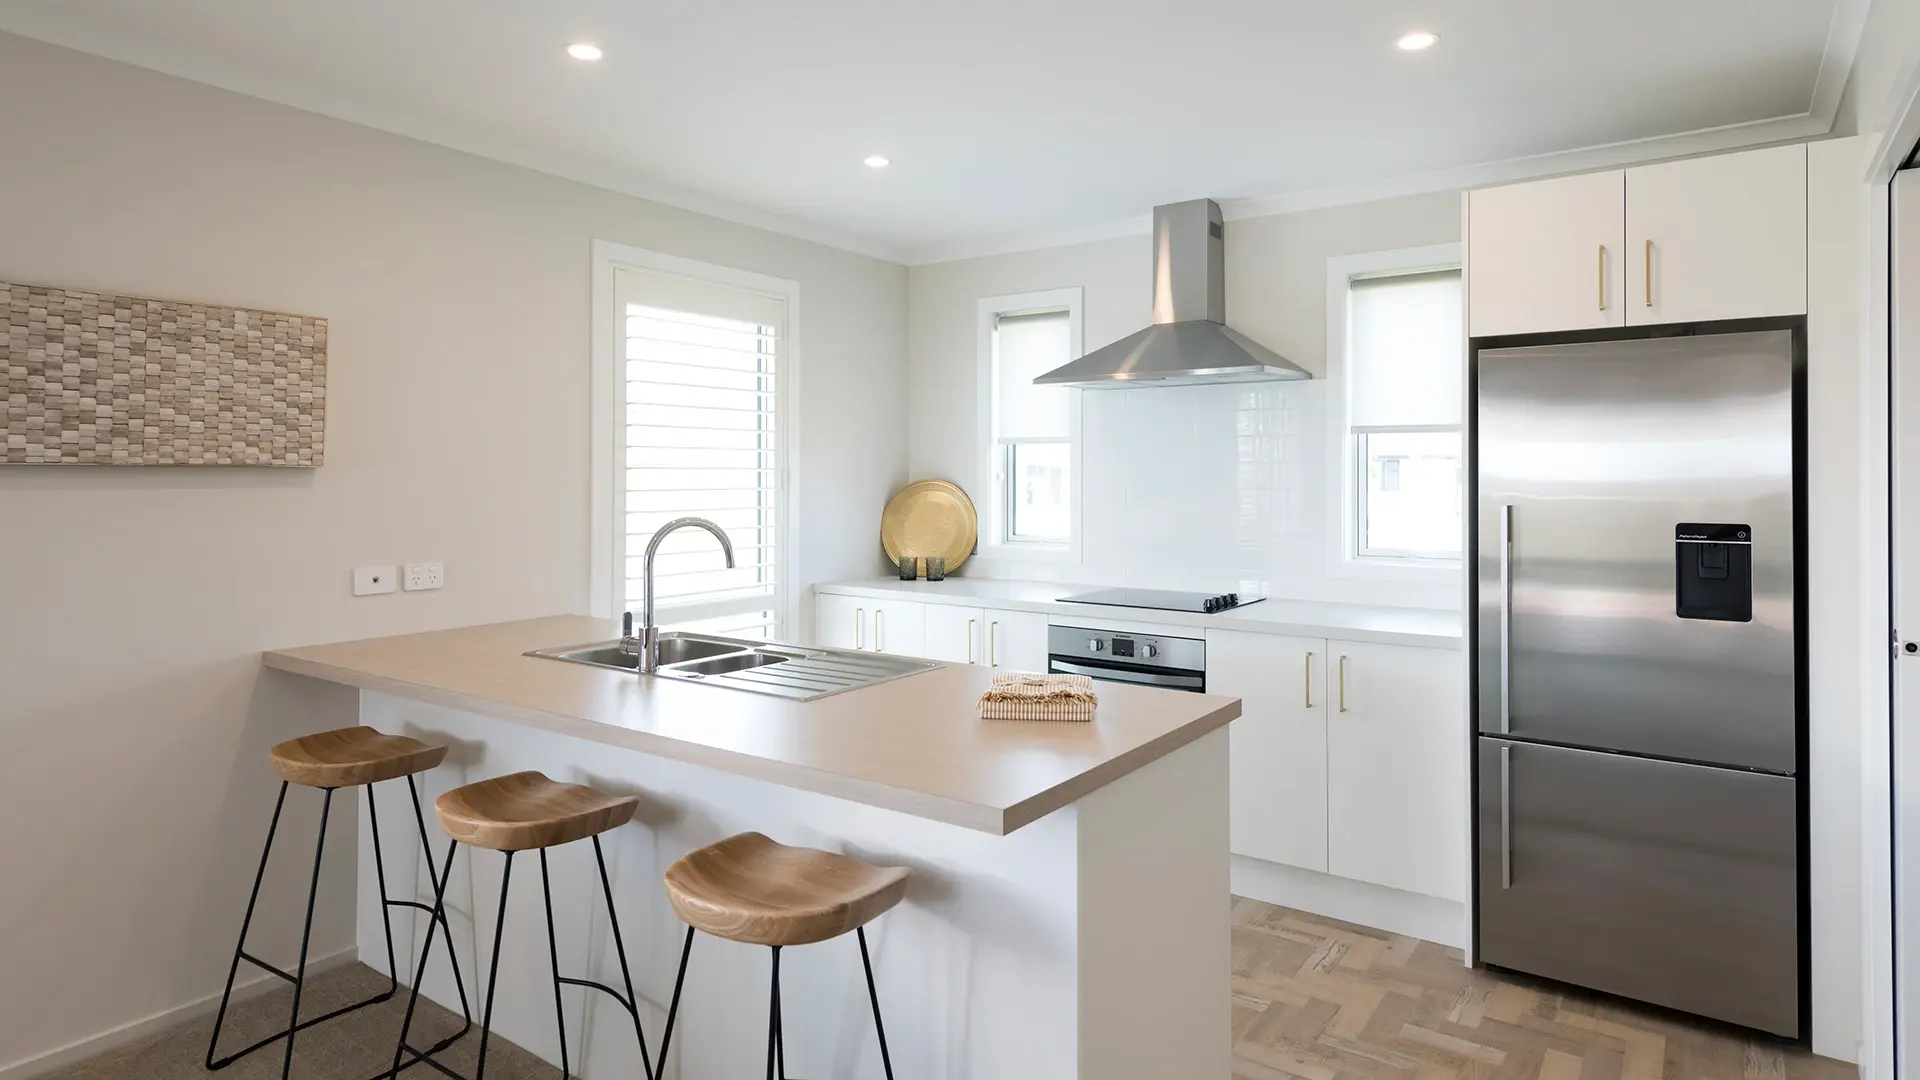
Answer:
top-left (815, 579), bottom-right (1464, 649)
top-left (264, 615), bottom-right (1240, 836)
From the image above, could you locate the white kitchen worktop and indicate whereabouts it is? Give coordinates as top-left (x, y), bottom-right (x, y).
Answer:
top-left (814, 578), bottom-right (1463, 649)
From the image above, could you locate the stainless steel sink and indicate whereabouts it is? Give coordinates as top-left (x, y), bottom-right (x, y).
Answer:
top-left (525, 632), bottom-right (935, 700)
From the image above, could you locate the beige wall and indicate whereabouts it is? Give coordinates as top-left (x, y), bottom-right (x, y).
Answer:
top-left (0, 32), bottom-right (907, 1074)
top-left (907, 192), bottom-right (1461, 607)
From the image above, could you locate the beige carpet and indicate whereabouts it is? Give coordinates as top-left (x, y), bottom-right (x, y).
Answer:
top-left (43, 963), bottom-right (555, 1080)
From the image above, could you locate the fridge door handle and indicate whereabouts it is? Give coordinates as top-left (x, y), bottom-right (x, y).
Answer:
top-left (1500, 744), bottom-right (1513, 889)
top-left (1499, 503), bottom-right (1512, 733)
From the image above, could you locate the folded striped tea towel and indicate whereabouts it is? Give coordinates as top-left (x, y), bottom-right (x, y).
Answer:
top-left (977, 672), bottom-right (1098, 722)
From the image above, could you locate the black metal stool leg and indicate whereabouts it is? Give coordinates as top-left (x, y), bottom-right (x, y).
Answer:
top-left (538, 849), bottom-right (572, 1079)
top-left (277, 786), bottom-right (336, 1080)
top-left (387, 838), bottom-right (458, 1080)
top-left (472, 850), bottom-right (514, 1080)
top-left (590, 835), bottom-right (655, 1080)
top-left (206, 781), bottom-right (290, 1070)
top-left (404, 775), bottom-right (473, 1037)
top-left (858, 927), bottom-right (896, 1080)
top-left (366, 782), bottom-right (402, 1000)
top-left (765, 945), bottom-right (782, 1080)
top-left (654, 926), bottom-right (697, 1077)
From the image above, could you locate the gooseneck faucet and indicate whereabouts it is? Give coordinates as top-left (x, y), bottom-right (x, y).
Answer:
top-left (625, 517), bottom-right (735, 674)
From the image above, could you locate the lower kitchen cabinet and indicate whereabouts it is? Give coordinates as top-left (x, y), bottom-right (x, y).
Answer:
top-left (1206, 630), bottom-right (1328, 873)
top-left (1210, 629), bottom-right (1466, 902)
top-left (869, 598), bottom-right (926, 657)
top-left (1325, 640), bottom-right (1467, 901)
top-left (924, 604), bottom-right (987, 663)
top-left (813, 593), bottom-right (927, 655)
top-left (985, 609), bottom-right (1048, 671)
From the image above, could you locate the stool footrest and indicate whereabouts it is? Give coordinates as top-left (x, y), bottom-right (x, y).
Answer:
top-left (206, 985), bottom-right (398, 1069)
top-left (555, 975), bottom-right (640, 1021)
top-left (235, 950), bottom-right (300, 985)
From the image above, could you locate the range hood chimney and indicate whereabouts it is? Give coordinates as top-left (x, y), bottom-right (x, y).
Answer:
top-left (1033, 199), bottom-right (1311, 388)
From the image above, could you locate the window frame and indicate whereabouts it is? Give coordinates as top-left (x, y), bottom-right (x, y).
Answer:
top-left (975, 288), bottom-right (1084, 564)
top-left (1324, 244), bottom-right (1464, 583)
top-left (589, 240), bottom-right (801, 636)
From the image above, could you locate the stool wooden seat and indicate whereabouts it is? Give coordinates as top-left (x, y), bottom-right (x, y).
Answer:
top-left (433, 770), bottom-right (638, 852)
top-left (665, 832), bottom-right (910, 947)
top-left (269, 726), bottom-right (447, 789)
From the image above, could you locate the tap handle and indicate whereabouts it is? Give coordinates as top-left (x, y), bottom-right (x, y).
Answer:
top-left (623, 611), bottom-right (633, 638)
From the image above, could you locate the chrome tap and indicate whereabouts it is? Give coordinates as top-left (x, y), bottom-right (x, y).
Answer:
top-left (628, 517), bottom-right (735, 674)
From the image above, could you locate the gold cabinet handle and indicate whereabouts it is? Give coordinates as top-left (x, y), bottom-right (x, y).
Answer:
top-left (1644, 239), bottom-right (1653, 307)
top-left (1338, 655), bottom-right (1349, 713)
top-left (967, 618), bottom-right (977, 664)
top-left (990, 621), bottom-right (1000, 667)
top-left (876, 609), bottom-right (885, 652)
top-left (856, 608), bottom-right (865, 650)
top-left (1597, 245), bottom-right (1607, 310)
top-left (1304, 651), bottom-right (1315, 708)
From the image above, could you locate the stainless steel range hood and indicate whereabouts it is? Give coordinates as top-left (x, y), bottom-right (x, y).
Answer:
top-left (1033, 199), bottom-right (1311, 388)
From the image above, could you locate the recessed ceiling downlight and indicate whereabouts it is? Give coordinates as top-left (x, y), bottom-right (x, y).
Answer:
top-left (566, 42), bottom-right (604, 61)
top-left (1397, 30), bottom-right (1439, 51)
top-left (864, 155), bottom-right (891, 169)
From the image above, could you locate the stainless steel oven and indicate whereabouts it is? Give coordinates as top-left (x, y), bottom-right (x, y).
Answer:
top-left (1046, 625), bottom-right (1206, 693)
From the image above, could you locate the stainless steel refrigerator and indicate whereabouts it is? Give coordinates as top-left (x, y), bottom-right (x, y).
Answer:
top-left (1472, 325), bottom-right (1805, 1037)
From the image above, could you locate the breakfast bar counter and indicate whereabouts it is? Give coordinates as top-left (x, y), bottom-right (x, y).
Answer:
top-left (265, 614), bottom-right (1238, 1080)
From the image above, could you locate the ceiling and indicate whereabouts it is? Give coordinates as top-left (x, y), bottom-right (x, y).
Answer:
top-left (0, 0), bottom-right (1866, 263)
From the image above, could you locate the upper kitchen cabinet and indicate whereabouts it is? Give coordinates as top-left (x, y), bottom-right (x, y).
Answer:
top-left (1468, 170), bottom-right (1626, 337)
top-left (1625, 145), bottom-right (1806, 325)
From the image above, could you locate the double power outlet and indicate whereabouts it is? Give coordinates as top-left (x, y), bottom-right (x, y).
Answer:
top-left (353, 561), bottom-right (444, 596)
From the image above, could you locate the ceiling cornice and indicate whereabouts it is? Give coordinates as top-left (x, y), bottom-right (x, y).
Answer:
top-left (0, 11), bottom-right (913, 265)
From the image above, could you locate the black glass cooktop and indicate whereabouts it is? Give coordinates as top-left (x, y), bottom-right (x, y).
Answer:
top-left (1056, 588), bottom-right (1262, 614)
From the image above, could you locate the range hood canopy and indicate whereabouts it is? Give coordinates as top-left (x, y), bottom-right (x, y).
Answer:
top-left (1033, 199), bottom-right (1311, 388)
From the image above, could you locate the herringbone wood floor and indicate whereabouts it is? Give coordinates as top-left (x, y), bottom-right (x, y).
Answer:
top-left (1232, 899), bottom-right (1855, 1080)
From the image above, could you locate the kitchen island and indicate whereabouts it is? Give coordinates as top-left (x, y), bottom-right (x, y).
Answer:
top-left (264, 614), bottom-right (1239, 1080)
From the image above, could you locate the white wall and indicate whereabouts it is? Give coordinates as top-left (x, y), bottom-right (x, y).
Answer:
top-left (907, 192), bottom-right (1461, 609)
top-left (0, 32), bottom-right (906, 1076)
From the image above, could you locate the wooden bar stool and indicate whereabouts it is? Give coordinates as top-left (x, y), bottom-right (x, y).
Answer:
top-left (655, 832), bottom-right (909, 1080)
top-left (389, 771), bottom-right (650, 1080)
top-left (207, 726), bottom-right (471, 1080)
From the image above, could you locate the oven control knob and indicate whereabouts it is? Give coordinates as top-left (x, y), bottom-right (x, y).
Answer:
top-left (1139, 642), bottom-right (1159, 659)
top-left (1086, 638), bottom-right (1105, 652)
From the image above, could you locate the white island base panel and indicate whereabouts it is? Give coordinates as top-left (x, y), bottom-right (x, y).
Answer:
top-left (350, 691), bottom-right (1230, 1080)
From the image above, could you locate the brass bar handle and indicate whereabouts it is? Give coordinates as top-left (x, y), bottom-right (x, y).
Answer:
top-left (990, 621), bottom-right (1000, 667)
top-left (1597, 245), bottom-right (1607, 310)
top-left (876, 609), bottom-right (885, 652)
top-left (1304, 651), bottom-right (1314, 708)
top-left (967, 618), bottom-right (977, 664)
top-left (856, 608), bottom-right (865, 650)
top-left (1644, 239), bottom-right (1653, 307)
top-left (1338, 655), bottom-right (1349, 713)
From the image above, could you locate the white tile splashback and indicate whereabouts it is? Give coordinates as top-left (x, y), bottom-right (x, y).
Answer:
top-left (972, 381), bottom-right (1460, 610)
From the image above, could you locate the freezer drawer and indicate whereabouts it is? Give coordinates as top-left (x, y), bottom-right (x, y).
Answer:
top-left (1477, 738), bottom-right (1800, 1036)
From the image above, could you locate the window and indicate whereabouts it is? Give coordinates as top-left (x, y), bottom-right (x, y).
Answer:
top-left (979, 290), bottom-right (1082, 555)
top-left (607, 262), bottom-right (789, 639)
top-left (1339, 262), bottom-right (1463, 563)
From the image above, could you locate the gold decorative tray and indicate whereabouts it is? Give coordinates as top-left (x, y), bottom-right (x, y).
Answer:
top-left (880, 479), bottom-right (978, 574)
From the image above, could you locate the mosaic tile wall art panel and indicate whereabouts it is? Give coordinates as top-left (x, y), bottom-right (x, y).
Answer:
top-left (2, 282), bottom-right (326, 465)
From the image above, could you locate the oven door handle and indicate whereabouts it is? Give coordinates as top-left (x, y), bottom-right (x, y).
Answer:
top-left (1049, 659), bottom-right (1205, 692)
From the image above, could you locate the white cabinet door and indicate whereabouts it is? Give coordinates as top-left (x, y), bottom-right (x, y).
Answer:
top-left (924, 604), bottom-right (986, 664)
top-left (1468, 170), bottom-right (1626, 337)
top-left (814, 592), bottom-right (867, 650)
top-left (870, 599), bottom-right (926, 658)
top-left (1207, 630), bottom-right (1329, 874)
top-left (1626, 144), bottom-right (1806, 325)
top-left (985, 609), bottom-right (1050, 672)
top-left (1325, 640), bottom-right (1466, 900)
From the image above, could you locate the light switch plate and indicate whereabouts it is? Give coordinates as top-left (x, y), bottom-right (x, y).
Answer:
top-left (354, 565), bottom-right (398, 596)
top-left (404, 561), bottom-right (445, 591)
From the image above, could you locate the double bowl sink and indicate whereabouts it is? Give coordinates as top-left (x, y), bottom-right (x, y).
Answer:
top-left (526, 631), bottom-right (935, 701)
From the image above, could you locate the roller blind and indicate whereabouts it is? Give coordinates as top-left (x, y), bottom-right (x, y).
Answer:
top-left (616, 267), bottom-right (785, 638)
top-left (995, 310), bottom-right (1072, 440)
top-left (1348, 269), bottom-right (1463, 428)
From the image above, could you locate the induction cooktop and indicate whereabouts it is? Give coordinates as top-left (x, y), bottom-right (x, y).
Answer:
top-left (1055, 588), bottom-right (1262, 614)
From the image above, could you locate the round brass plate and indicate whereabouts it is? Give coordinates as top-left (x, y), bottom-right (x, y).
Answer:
top-left (880, 480), bottom-right (978, 574)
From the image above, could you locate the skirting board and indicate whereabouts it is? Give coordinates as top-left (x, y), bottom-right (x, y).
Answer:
top-left (1232, 854), bottom-right (1467, 950)
top-left (0, 946), bottom-right (356, 1080)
